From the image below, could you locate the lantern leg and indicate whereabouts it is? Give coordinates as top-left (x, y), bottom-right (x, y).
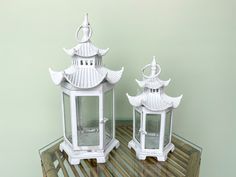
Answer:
top-left (68, 157), bottom-right (81, 165)
top-left (97, 155), bottom-right (108, 163)
top-left (115, 141), bottom-right (120, 149)
top-left (157, 143), bottom-right (175, 161)
top-left (128, 139), bottom-right (135, 150)
top-left (171, 146), bottom-right (175, 152)
top-left (157, 154), bottom-right (167, 161)
top-left (128, 141), bottom-right (132, 149)
top-left (137, 154), bottom-right (146, 160)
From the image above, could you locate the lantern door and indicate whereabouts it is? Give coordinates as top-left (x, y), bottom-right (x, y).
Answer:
top-left (145, 113), bottom-right (161, 149)
top-left (75, 95), bottom-right (100, 149)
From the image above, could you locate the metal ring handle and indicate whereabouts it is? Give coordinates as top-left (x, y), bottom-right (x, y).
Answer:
top-left (75, 25), bottom-right (92, 43)
top-left (142, 63), bottom-right (161, 79)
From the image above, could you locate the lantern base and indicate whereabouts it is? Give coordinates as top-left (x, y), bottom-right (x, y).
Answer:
top-left (60, 139), bottom-right (120, 165)
top-left (128, 140), bottom-right (174, 161)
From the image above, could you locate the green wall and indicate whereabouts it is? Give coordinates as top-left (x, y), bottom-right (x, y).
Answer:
top-left (0, 0), bottom-right (235, 176)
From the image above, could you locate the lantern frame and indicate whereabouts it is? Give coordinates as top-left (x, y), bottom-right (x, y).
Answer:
top-left (49, 14), bottom-right (123, 164)
top-left (127, 57), bottom-right (182, 161)
top-left (59, 82), bottom-right (120, 164)
top-left (128, 106), bottom-right (174, 161)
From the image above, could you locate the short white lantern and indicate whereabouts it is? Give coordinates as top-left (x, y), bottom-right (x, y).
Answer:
top-left (127, 57), bottom-right (182, 161)
top-left (49, 14), bottom-right (123, 164)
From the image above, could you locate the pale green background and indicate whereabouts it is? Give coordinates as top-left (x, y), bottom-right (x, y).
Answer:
top-left (0, 0), bottom-right (235, 177)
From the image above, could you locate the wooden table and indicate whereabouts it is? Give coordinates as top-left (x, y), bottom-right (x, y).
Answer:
top-left (40, 125), bottom-right (201, 177)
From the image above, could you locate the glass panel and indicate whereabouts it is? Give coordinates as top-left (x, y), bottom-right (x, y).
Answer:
top-left (164, 111), bottom-right (172, 147)
top-left (63, 93), bottom-right (72, 143)
top-left (104, 89), bottom-right (113, 146)
top-left (145, 114), bottom-right (161, 149)
top-left (135, 110), bottom-right (141, 143)
top-left (76, 96), bottom-right (99, 146)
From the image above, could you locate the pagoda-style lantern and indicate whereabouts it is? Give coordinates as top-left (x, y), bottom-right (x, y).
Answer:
top-left (127, 57), bottom-right (182, 161)
top-left (49, 14), bottom-right (123, 164)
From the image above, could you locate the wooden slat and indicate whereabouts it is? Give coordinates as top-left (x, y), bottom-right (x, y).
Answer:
top-left (78, 161), bottom-right (90, 177)
top-left (110, 150), bottom-right (134, 176)
top-left (55, 151), bottom-right (69, 177)
top-left (186, 151), bottom-right (201, 177)
top-left (97, 164), bottom-right (112, 177)
top-left (41, 161), bottom-right (47, 177)
top-left (116, 141), bottom-right (152, 177)
top-left (67, 162), bottom-right (80, 177)
top-left (84, 160), bottom-right (99, 177)
top-left (41, 125), bottom-right (201, 177)
top-left (41, 151), bottom-right (58, 177)
top-left (171, 149), bottom-right (189, 164)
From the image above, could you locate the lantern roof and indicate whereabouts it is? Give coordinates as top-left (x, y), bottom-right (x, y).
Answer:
top-left (126, 57), bottom-right (182, 111)
top-left (49, 14), bottom-right (124, 89)
top-left (63, 42), bottom-right (109, 58)
top-left (127, 92), bottom-right (182, 111)
top-left (63, 14), bottom-right (109, 58)
top-left (135, 78), bottom-right (170, 89)
top-left (136, 57), bottom-right (171, 89)
top-left (49, 66), bottom-right (123, 89)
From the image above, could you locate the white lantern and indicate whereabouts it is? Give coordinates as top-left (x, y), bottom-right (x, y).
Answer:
top-left (127, 57), bottom-right (182, 161)
top-left (49, 14), bottom-right (123, 164)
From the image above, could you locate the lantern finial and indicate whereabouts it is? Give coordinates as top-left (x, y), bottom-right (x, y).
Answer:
top-left (75, 13), bottom-right (92, 43)
top-left (81, 13), bottom-right (91, 42)
top-left (142, 56), bottom-right (161, 79)
top-left (151, 56), bottom-right (157, 76)
top-left (82, 13), bottom-right (89, 27)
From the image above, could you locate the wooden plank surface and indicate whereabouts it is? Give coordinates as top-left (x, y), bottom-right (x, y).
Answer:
top-left (40, 125), bottom-right (201, 177)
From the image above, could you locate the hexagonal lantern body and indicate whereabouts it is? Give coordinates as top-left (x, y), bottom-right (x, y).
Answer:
top-left (130, 106), bottom-right (174, 161)
top-left (60, 83), bottom-right (119, 164)
top-left (49, 14), bottom-right (123, 164)
top-left (127, 57), bottom-right (182, 161)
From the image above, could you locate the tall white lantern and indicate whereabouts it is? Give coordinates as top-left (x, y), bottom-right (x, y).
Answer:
top-left (127, 57), bottom-right (182, 161)
top-left (49, 14), bottom-right (123, 164)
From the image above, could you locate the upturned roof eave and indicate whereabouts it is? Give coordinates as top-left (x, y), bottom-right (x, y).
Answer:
top-left (49, 66), bottom-right (123, 89)
top-left (126, 92), bottom-right (182, 111)
top-left (63, 42), bottom-right (109, 58)
top-left (135, 78), bottom-right (171, 89)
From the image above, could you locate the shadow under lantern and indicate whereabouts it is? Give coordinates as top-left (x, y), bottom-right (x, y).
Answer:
top-left (49, 14), bottom-right (123, 164)
top-left (127, 57), bottom-right (182, 161)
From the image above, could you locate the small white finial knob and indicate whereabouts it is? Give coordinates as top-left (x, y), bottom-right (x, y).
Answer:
top-left (152, 56), bottom-right (156, 65)
top-left (76, 13), bottom-right (92, 43)
top-left (82, 13), bottom-right (89, 27)
top-left (81, 13), bottom-right (90, 41)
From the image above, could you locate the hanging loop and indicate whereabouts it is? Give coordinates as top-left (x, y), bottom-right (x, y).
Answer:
top-left (142, 63), bottom-right (161, 79)
top-left (75, 25), bottom-right (92, 43)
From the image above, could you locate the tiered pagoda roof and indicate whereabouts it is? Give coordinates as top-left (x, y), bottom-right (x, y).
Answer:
top-left (63, 42), bottom-right (109, 57)
top-left (127, 57), bottom-right (182, 112)
top-left (49, 14), bottom-right (123, 89)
